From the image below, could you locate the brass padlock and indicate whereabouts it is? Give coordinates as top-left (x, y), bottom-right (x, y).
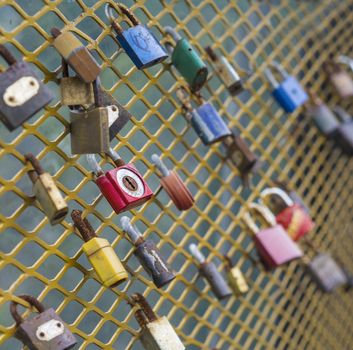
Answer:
top-left (10, 295), bottom-right (77, 350)
top-left (60, 59), bottom-right (94, 107)
top-left (224, 256), bottom-right (249, 295)
top-left (51, 27), bottom-right (101, 83)
top-left (130, 293), bottom-right (185, 350)
top-left (70, 80), bottom-right (110, 154)
top-left (25, 153), bottom-right (68, 225)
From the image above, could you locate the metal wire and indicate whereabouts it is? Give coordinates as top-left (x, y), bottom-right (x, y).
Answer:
top-left (0, 0), bottom-right (353, 349)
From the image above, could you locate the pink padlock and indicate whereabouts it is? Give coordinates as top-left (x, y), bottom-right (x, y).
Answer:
top-left (242, 203), bottom-right (303, 269)
top-left (87, 148), bottom-right (153, 214)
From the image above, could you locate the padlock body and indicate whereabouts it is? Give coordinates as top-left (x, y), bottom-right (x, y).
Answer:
top-left (199, 261), bottom-right (232, 300)
top-left (140, 316), bottom-right (185, 350)
top-left (0, 61), bottom-right (53, 131)
top-left (96, 163), bottom-right (153, 214)
top-left (272, 76), bottom-right (308, 113)
top-left (60, 76), bottom-right (94, 107)
top-left (191, 102), bottom-right (232, 145)
top-left (228, 266), bottom-right (249, 295)
top-left (214, 56), bottom-right (243, 95)
top-left (134, 239), bottom-right (175, 288)
top-left (329, 71), bottom-right (353, 98)
top-left (275, 204), bottom-right (315, 241)
top-left (116, 25), bottom-right (168, 69)
top-left (254, 225), bottom-right (303, 269)
top-left (309, 104), bottom-right (339, 135)
top-left (306, 253), bottom-right (347, 292)
top-left (33, 173), bottom-right (68, 225)
top-left (160, 171), bottom-right (194, 210)
top-left (171, 38), bottom-right (208, 92)
top-left (53, 32), bottom-right (101, 83)
top-left (83, 237), bottom-right (128, 287)
top-left (332, 122), bottom-right (353, 155)
top-left (15, 308), bottom-right (76, 350)
top-left (70, 107), bottom-right (110, 154)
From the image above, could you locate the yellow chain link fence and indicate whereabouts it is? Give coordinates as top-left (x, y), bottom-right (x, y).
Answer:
top-left (1, 0), bottom-right (353, 349)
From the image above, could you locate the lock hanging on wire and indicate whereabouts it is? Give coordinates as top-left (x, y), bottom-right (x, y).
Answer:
top-left (223, 255), bottom-right (250, 296)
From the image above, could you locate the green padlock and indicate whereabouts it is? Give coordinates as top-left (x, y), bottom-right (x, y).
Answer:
top-left (165, 27), bottom-right (208, 92)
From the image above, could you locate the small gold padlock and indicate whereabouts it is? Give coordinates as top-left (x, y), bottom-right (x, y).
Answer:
top-left (25, 153), bottom-right (68, 225)
top-left (224, 256), bottom-right (249, 295)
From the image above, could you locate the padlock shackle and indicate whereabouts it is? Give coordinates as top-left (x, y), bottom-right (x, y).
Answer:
top-left (0, 44), bottom-right (17, 66)
top-left (106, 147), bottom-right (125, 167)
top-left (121, 216), bottom-right (142, 244)
top-left (164, 26), bottom-right (182, 43)
top-left (10, 295), bottom-right (46, 326)
top-left (306, 89), bottom-right (323, 107)
top-left (189, 244), bottom-right (206, 264)
top-left (25, 153), bottom-right (45, 177)
top-left (151, 154), bottom-right (170, 177)
top-left (71, 210), bottom-right (97, 242)
top-left (176, 86), bottom-right (193, 113)
top-left (269, 61), bottom-right (289, 79)
top-left (264, 61), bottom-right (289, 88)
top-left (93, 79), bottom-right (103, 108)
top-left (86, 154), bottom-right (104, 176)
top-left (130, 293), bottom-right (158, 323)
top-left (223, 255), bottom-right (234, 271)
top-left (333, 106), bottom-right (352, 123)
top-left (337, 55), bottom-right (353, 71)
top-left (62, 58), bottom-right (69, 78)
top-left (259, 187), bottom-right (294, 206)
top-left (205, 46), bottom-right (219, 62)
top-left (105, 3), bottom-right (140, 35)
top-left (51, 27), bottom-right (62, 39)
top-left (164, 41), bottom-right (174, 55)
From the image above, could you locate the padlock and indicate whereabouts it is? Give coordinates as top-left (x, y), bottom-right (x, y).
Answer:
top-left (25, 153), bottom-right (68, 225)
top-left (331, 106), bottom-right (353, 155)
top-left (259, 187), bottom-right (315, 241)
top-left (222, 132), bottom-right (260, 185)
top-left (205, 46), bottom-right (244, 95)
top-left (70, 80), bottom-right (110, 154)
top-left (60, 59), bottom-right (94, 107)
top-left (105, 3), bottom-right (167, 69)
top-left (10, 295), bottom-right (77, 350)
top-left (303, 241), bottom-right (347, 292)
top-left (323, 58), bottom-right (353, 98)
top-left (189, 244), bottom-right (232, 300)
top-left (176, 87), bottom-right (232, 145)
top-left (150, 154), bottom-right (194, 211)
top-left (51, 27), bottom-right (101, 83)
top-left (224, 256), bottom-right (249, 295)
top-left (87, 148), bottom-right (153, 214)
top-left (71, 210), bottom-right (128, 287)
top-left (0, 44), bottom-right (53, 131)
top-left (242, 203), bottom-right (303, 269)
top-left (121, 216), bottom-right (175, 288)
top-left (130, 293), bottom-right (185, 350)
top-left (165, 27), bottom-right (208, 92)
top-left (304, 90), bottom-right (339, 136)
top-left (264, 61), bottom-right (308, 113)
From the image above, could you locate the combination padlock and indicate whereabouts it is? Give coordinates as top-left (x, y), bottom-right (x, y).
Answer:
top-left (151, 154), bottom-right (194, 211)
top-left (71, 210), bottom-right (128, 287)
top-left (51, 27), bottom-right (101, 83)
top-left (260, 187), bottom-right (315, 241)
top-left (224, 256), bottom-right (249, 296)
top-left (165, 27), bottom-right (208, 92)
top-left (242, 203), bottom-right (303, 269)
top-left (205, 46), bottom-right (244, 95)
top-left (176, 87), bottom-right (232, 145)
top-left (324, 57), bottom-right (353, 98)
top-left (25, 153), bottom-right (68, 225)
top-left (0, 44), bottom-right (53, 131)
top-left (121, 216), bottom-right (175, 288)
top-left (130, 293), bottom-right (185, 350)
top-left (189, 244), bottom-right (232, 300)
top-left (331, 106), bottom-right (353, 155)
top-left (70, 80), bottom-right (110, 154)
top-left (87, 148), bottom-right (153, 214)
top-left (10, 295), bottom-right (77, 350)
top-left (264, 61), bottom-right (308, 113)
top-left (60, 59), bottom-right (94, 107)
top-left (304, 90), bottom-right (339, 136)
top-left (303, 241), bottom-right (347, 293)
top-left (105, 3), bottom-right (167, 69)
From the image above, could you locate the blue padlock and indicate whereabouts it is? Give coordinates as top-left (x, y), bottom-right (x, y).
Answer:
top-left (264, 61), bottom-right (308, 113)
top-left (105, 3), bottom-right (168, 69)
top-left (176, 87), bottom-right (231, 145)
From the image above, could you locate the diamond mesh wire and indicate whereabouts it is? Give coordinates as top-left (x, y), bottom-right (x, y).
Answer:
top-left (1, 0), bottom-right (353, 349)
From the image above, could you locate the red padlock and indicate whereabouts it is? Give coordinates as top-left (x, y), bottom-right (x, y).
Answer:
top-left (87, 148), bottom-right (153, 214)
top-left (260, 187), bottom-right (315, 241)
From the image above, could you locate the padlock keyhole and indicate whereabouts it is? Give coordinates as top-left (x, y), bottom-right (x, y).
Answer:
top-left (123, 176), bottom-right (138, 191)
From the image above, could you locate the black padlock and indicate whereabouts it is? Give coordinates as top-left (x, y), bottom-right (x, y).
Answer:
top-left (10, 295), bottom-right (77, 350)
top-left (0, 44), bottom-right (53, 131)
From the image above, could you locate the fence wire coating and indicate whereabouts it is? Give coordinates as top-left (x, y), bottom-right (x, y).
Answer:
top-left (1, 0), bottom-right (353, 349)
